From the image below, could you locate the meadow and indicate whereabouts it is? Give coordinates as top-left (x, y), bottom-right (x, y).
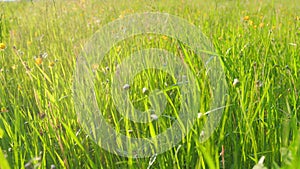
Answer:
top-left (0, 0), bottom-right (299, 168)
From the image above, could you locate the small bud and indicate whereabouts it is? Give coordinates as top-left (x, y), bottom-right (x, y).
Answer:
top-left (197, 112), bottom-right (203, 119)
top-left (256, 80), bottom-right (263, 88)
top-left (200, 131), bottom-right (205, 138)
top-left (288, 43), bottom-right (297, 46)
top-left (232, 78), bottom-right (240, 87)
top-left (123, 84), bottom-right (130, 90)
top-left (253, 62), bottom-right (257, 68)
top-left (142, 87), bottom-right (148, 94)
top-left (91, 64), bottom-right (99, 70)
top-left (150, 114), bottom-right (158, 120)
top-left (285, 65), bottom-right (290, 70)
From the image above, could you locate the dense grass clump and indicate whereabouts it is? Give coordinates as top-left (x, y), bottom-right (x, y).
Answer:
top-left (0, 0), bottom-right (299, 168)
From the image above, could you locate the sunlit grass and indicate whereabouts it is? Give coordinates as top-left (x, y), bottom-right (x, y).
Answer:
top-left (0, 0), bottom-right (299, 168)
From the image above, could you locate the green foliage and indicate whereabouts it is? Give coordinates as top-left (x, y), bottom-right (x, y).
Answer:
top-left (0, 0), bottom-right (299, 168)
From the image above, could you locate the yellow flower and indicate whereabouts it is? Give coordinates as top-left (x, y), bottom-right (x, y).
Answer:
top-left (1, 107), bottom-right (8, 113)
top-left (116, 45), bottom-right (121, 52)
top-left (248, 20), bottom-right (253, 26)
top-left (0, 43), bottom-right (6, 50)
top-left (260, 15), bottom-right (264, 20)
top-left (119, 14), bottom-right (124, 19)
top-left (11, 65), bottom-right (17, 70)
top-left (243, 16), bottom-right (250, 21)
top-left (27, 41), bottom-right (32, 46)
top-left (259, 23), bottom-right (264, 28)
top-left (18, 84), bottom-right (22, 91)
top-left (162, 35), bottom-right (168, 40)
top-left (35, 57), bottom-right (43, 65)
top-left (49, 61), bottom-right (55, 68)
top-left (91, 63), bottom-right (99, 71)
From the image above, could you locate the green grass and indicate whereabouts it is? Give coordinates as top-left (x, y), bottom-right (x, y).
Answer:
top-left (0, 0), bottom-right (299, 168)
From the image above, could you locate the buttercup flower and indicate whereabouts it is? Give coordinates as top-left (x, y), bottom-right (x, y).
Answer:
top-left (248, 20), bottom-right (253, 26)
top-left (259, 23), bottom-right (264, 28)
top-left (35, 57), bottom-right (43, 65)
top-left (162, 35), bottom-right (168, 40)
top-left (49, 61), bottom-right (55, 68)
top-left (11, 65), bottom-right (17, 70)
top-left (0, 43), bottom-right (6, 50)
top-left (243, 16), bottom-right (250, 21)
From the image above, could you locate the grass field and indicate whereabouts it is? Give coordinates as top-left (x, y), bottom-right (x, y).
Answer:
top-left (0, 0), bottom-right (299, 168)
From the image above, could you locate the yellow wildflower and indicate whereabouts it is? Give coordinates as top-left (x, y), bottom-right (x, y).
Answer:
top-left (0, 43), bottom-right (6, 50)
top-left (35, 57), bottom-right (43, 65)
top-left (260, 15), bottom-right (264, 20)
top-left (49, 61), bottom-right (55, 68)
top-left (243, 16), bottom-right (250, 21)
top-left (162, 35), bottom-right (168, 40)
top-left (119, 14), bottom-right (124, 19)
top-left (248, 20), bottom-right (253, 26)
top-left (116, 45), bottom-right (121, 52)
top-left (1, 107), bottom-right (8, 113)
top-left (18, 84), bottom-right (22, 91)
top-left (259, 23), bottom-right (264, 28)
top-left (27, 41), bottom-right (32, 46)
top-left (11, 65), bottom-right (17, 70)
top-left (91, 63), bottom-right (99, 71)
